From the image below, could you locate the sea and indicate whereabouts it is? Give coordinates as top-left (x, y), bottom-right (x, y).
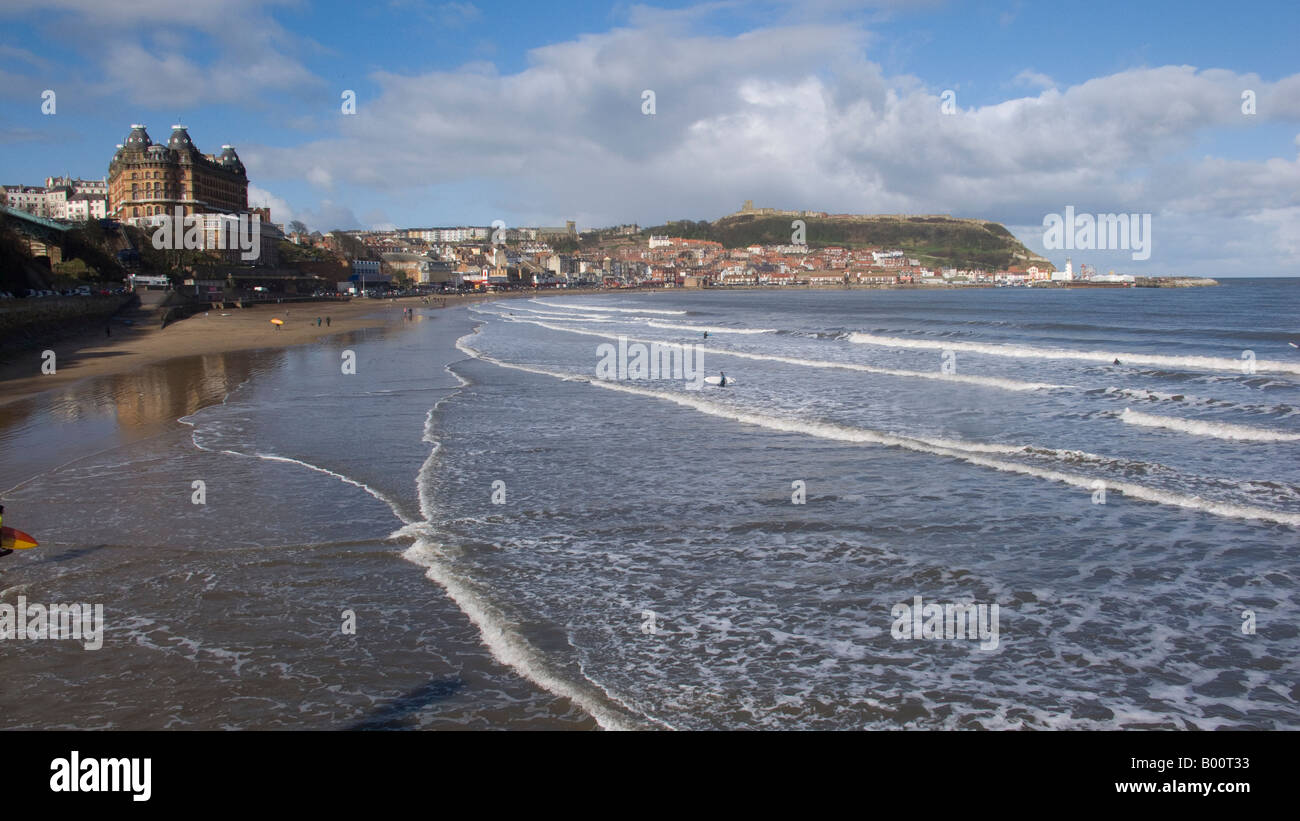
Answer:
top-left (1, 279), bottom-right (1297, 730)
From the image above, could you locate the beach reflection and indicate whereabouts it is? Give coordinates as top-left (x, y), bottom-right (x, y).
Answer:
top-left (0, 350), bottom-right (279, 491)
top-left (0, 323), bottom-right (400, 492)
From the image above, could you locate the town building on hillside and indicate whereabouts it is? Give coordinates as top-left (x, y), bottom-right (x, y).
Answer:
top-left (537, 221), bottom-right (576, 239)
top-left (108, 124), bottom-right (248, 224)
top-left (3, 176), bottom-right (108, 221)
top-left (46, 176), bottom-right (107, 197)
top-left (731, 200), bottom-right (828, 218)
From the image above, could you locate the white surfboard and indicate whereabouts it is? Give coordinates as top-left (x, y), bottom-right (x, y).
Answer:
top-left (703, 376), bottom-right (736, 386)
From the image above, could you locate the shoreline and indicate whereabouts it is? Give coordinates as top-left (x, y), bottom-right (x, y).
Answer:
top-left (0, 288), bottom-right (615, 408)
top-left (0, 277), bottom-right (1223, 408)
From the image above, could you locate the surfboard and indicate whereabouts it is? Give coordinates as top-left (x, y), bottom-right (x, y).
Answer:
top-left (703, 376), bottom-right (736, 386)
top-left (270, 318), bottom-right (284, 326)
top-left (1, 526), bottom-right (38, 550)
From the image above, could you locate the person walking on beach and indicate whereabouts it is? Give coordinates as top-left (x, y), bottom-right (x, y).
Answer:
top-left (326, 316), bottom-right (331, 327)
top-left (316, 316), bottom-right (321, 327)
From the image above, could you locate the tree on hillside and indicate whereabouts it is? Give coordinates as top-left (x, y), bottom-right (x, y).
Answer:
top-left (0, 224), bottom-right (36, 290)
top-left (334, 232), bottom-right (376, 261)
top-left (277, 239), bottom-right (336, 263)
top-left (61, 222), bottom-right (125, 281)
top-left (288, 220), bottom-right (309, 236)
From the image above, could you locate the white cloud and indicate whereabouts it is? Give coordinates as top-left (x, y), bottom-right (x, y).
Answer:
top-left (225, 20), bottom-right (1300, 274)
top-left (246, 184), bottom-right (294, 225)
top-left (1013, 69), bottom-right (1054, 89)
top-left (0, 0), bottom-right (322, 109)
top-left (292, 200), bottom-right (363, 233)
top-left (246, 185), bottom-right (371, 234)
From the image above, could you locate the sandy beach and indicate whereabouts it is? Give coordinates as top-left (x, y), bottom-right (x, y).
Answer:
top-left (0, 288), bottom-right (613, 407)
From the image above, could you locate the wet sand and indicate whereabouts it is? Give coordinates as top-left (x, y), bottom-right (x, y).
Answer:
top-left (0, 288), bottom-right (614, 408)
top-left (0, 308), bottom-right (599, 730)
top-left (0, 299), bottom-right (391, 408)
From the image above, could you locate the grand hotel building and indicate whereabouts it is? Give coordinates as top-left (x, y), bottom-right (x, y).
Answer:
top-left (107, 124), bottom-right (248, 224)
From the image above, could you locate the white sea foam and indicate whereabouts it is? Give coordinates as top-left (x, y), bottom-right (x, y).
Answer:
top-left (534, 299), bottom-right (686, 316)
top-left (505, 306), bottom-right (612, 321)
top-left (509, 317), bottom-right (1066, 392)
top-left (398, 531), bottom-right (657, 732)
top-left (406, 341), bottom-right (662, 731)
top-left (1120, 408), bottom-right (1300, 442)
top-left (647, 320), bottom-right (775, 335)
top-left (470, 305), bottom-right (616, 322)
top-left (848, 333), bottom-right (1300, 376)
top-left (457, 337), bottom-right (1300, 527)
top-left (511, 314), bottom-right (618, 323)
top-left (194, 443), bottom-right (416, 524)
top-left (1100, 387), bottom-right (1210, 405)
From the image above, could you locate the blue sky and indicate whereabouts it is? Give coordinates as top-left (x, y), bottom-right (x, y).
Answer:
top-left (2, 0), bottom-right (1298, 274)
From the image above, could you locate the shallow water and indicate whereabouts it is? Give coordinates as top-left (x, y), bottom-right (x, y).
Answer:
top-left (2, 282), bottom-right (1298, 729)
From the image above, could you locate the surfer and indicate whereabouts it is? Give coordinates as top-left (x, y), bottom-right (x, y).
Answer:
top-left (1113, 358), bottom-right (1121, 365)
top-left (719, 371), bottom-right (727, 387)
top-left (0, 506), bottom-right (9, 559)
top-left (703, 331), bottom-right (709, 339)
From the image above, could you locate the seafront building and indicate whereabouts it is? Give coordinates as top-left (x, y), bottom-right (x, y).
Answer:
top-left (107, 124), bottom-right (248, 224)
top-left (1049, 259), bottom-right (1074, 281)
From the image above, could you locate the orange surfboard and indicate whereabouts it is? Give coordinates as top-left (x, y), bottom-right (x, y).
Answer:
top-left (1, 526), bottom-right (38, 550)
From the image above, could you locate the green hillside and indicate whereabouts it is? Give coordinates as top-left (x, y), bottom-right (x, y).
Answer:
top-left (641, 213), bottom-right (1052, 272)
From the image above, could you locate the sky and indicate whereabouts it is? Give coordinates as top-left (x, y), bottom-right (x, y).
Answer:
top-left (1, 0), bottom-right (1298, 275)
